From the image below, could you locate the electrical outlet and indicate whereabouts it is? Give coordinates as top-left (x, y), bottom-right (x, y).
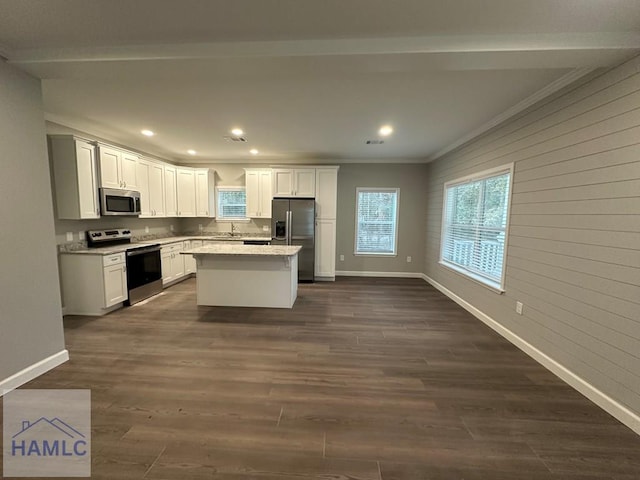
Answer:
top-left (339, 254), bottom-right (344, 261)
top-left (516, 301), bottom-right (524, 315)
top-left (406, 256), bottom-right (412, 263)
top-left (199, 224), bottom-right (203, 232)
top-left (145, 226), bottom-right (149, 233)
top-left (65, 232), bottom-right (73, 242)
top-left (170, 224), bottom-right (174, 232)
top-left (78, 231), bottom-right (84, 241)
top-left (262, 225), bottom-right (269, 232)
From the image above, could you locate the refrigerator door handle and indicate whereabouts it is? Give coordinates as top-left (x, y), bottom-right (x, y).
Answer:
top-left (287, 210), bottom-right (292, 244)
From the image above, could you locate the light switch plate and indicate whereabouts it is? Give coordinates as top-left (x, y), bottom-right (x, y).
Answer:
top-left (339, 254), bottom-right (345, 261)
top-left (406, 256), bottom-right (412, 263)
top-left (78, 231), bottom-right (84, 241)
top-left (516, 301), bottom-right (524, 315)
top-left (65, 232), bottom-right (73, 242)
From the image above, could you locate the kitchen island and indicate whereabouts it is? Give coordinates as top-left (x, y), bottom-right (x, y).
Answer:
top-left (181, 244), bottom-right (302, 308)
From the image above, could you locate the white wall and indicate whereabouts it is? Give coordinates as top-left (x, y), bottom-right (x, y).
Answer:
top-left (424, 56), bottom-right (640, 429)
top-left (0, 60), bottom-right (67, 387)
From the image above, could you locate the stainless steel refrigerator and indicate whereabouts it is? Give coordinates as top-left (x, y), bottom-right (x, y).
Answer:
top-left (271, 198), bottom-right (315, 282)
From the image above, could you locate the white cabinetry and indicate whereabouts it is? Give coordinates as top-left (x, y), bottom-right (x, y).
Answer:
top-left (184, 240), bottom-right (202, 274)
top-left (164, 166), bottom-right (178, 217)
top-left (272, 168), bottom-right (315, 197)
top-left (97, 144), bottom-right (139, 189)
top-left (195, 169), bottom-right (216, 217)
top-left (245, 169), bottom-right (272, 218)
top-left (161, 242), bottom-right (186, 285)
top-left (49, 135), bottom-right (100, 220)
top-left (177, 168), bottom-right (196, 217)
top-left (59, 252), bottom-right (128, 316)
top-left (314, 167), bottom-right (339, 280)
top-left (137, 159), bottom-right (166, 218)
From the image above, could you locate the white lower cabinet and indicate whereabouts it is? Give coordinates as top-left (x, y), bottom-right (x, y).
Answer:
top-left (60, 253), bottom-right (128, 316)
top-left (161, 242), bottom-right (187, 285)
top-left (184, 240), bottom-right (201, 274)
top-left (315, 219), bottom-right (336, 280)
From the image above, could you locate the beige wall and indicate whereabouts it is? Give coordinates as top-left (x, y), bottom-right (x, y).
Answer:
top-left (337, 163), bottom-right (428, 274)
top-left (0, 61), bottom-right (67, 382)
top-left (424, 57), bottom-right (640, 417)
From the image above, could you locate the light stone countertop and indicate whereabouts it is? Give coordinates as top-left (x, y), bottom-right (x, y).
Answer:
top-left (59, 235), bottom-right (272, 255)
top-left (182, 245), bottom-right (301, 257)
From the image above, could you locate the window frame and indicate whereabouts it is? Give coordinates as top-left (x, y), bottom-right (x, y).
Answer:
top-left (439, 163), bottom-right (514, 293)
top-left (354, 187), bottom-right (400, 257)
top-left (215, 186), bottom-right (249, 222)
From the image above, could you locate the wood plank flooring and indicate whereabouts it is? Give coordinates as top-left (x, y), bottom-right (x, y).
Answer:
top-left (3, 277), bottom-right (640, 479)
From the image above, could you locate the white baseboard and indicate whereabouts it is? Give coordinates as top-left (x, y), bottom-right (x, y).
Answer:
top-left (336, 270), bottom-right (424, 278)
top-left (0, 350), bottom-right (69, 395)
top-left (422, 273), bottom-right (640, 436)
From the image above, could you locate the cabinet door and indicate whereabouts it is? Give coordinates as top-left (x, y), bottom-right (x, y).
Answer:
top-left (315, 168), bottom-right (338, 219)
top-left (136, 160), bottom-right (152, 217)
top-left (177, 168), bottom-right (196, 217)
top-left (161, 251), bottom-right (173, 285)
top-left (294, 169), bottom-right (316, 197)
top-left (120, 152), bottom-right (139, 189)
top-left (164, 166), bottom-right (178, 217)
top-left (245, 171), bottom-right (261, 217)
top-left (195, 170), bottom-right (212, 217)
top-left (315, 219), bottom-right (336, 279)
top-left (171, 249), bottom-right (185, 278)
top-left (103, 263), bottom-right (127, 307)
top-left (272, 169), bottom-right (293, 196)
top-left (75, 140), bottom-right (100, 219)
top-left (184, 241), bottom-right (198, 274)
top-left (98, 146), bottom-right (121, 188)
top-left (149, 162), bottom-right (165, 217)
top-left (259, 171), bottom-right (273, 217)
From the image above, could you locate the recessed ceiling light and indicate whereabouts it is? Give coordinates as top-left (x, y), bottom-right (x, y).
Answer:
top-left (187, 149), bottom-right (197, 155)
top-left (141, 129), bottom-right (155, 137)
top-left (249, 149), bottom-right (259, 155)
top-left (231, 128), bottom-right (244, 136)
top-left (378, 125), bottom-right (393, 137)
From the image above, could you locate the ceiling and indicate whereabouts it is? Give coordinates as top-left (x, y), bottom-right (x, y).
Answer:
top-left (2, 0), bottom-right (640, 163)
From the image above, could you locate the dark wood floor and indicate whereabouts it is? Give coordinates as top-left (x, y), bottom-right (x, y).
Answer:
top-left (3, 277), bottom-right (640, 479)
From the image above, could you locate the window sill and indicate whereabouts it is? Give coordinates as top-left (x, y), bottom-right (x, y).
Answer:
top-left (216, 218), bottom-right (251, 223)
top-left (354, 252), bottom-right (397, 257)
top-left (438, 260), bottom-right (505, 294)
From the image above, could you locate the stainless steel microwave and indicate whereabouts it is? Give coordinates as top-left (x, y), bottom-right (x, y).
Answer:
top-left (99, 188), bottom-right (141, 216)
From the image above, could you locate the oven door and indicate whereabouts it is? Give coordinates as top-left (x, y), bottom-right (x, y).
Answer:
top-left (125, 246), bottom-right (162, 304)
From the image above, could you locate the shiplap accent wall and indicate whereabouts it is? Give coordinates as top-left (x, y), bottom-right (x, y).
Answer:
top-left (424, 56), bottom-right (640, 418)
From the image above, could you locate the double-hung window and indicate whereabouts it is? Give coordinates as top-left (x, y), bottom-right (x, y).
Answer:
top-left (216, 187), bottom-right (247, 220)
top-left (440, 165), bottom-right (513, 291)
top-left (355, 188), bottom-right (400, 255)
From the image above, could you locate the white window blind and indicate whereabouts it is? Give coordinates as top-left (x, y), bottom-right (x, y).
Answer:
top-left (355, 188), bottom-right (399, 255)
top-left (440, 167), bottom-right (512, 289)
top-left (216, 187), bottom-right (247, 219)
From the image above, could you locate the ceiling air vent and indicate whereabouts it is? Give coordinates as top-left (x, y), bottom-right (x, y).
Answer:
top-left (223, 136), bottom-right (247, 142)
top-left (366, 140), bottom-right (385, 145)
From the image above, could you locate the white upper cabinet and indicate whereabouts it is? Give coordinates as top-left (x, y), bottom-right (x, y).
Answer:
top-left (245, 169), bottom-right (272, 218)
top-left (137, 159), bottom-right (166, 218)
top-left (272, 168), bottom-right (315, 197)
top-left (195, 168), bottom-right (216, 217)
top-left (97, 144), bottom-right (139, 189)
top-left (164, 165), bottom-right (178, 217)
top-left (177, 168), bottom-right (196, 217)
top-left (315, 167), bottom-right (339, 219)
top-left (49, 135), bottom-right (100, 220)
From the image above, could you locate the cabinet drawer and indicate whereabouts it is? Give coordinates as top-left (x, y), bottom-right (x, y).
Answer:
top-left (102, 253), bottom-right (125, 266)
top-left (162, 242), bottom-right (183, 254)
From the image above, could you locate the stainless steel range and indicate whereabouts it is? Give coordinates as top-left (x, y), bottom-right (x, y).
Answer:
top-left (87, 229), bottom-right (163, 305)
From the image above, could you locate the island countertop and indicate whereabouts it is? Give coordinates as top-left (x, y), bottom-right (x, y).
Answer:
top-left (182, 244), bottom-right (302, 256)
